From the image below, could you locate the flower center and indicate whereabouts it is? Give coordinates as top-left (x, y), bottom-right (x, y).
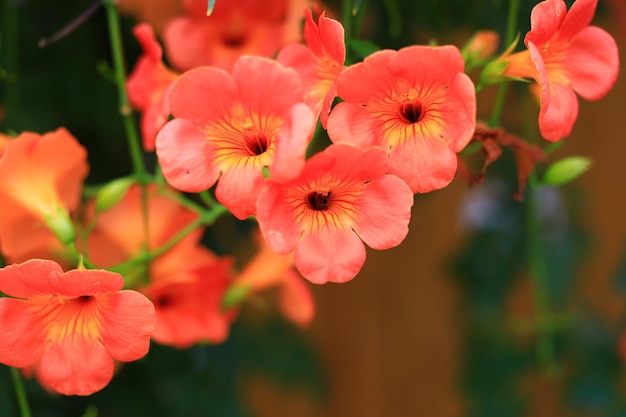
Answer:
top-left (243, 129), bottom-right (269, 156)
top-left (399, 101), bottom-right (423, 124)
top-left (307, 191), bottom-right (331, 211)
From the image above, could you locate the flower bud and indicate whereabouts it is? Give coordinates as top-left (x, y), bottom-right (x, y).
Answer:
top-left (542, 156), bottom-right (592, 186)
top-left (95, 177), bottom-right (134, 212)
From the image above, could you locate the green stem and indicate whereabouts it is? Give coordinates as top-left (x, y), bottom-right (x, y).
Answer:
top-left (103, 0), bottom-right (152, 278)
top-left (341, 0), bottom-right (353, 43)
top-left (10, 367), bottom-right (32, 417)
top-left (525, 175), bottom-right (558, 376)
top-left (102, 0), bottom-right (148, 184)
top-left (488, 0), bottom-right (520, 127)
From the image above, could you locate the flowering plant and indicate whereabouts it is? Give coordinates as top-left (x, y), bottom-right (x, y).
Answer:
top-left (0, 0), bottom-right (623, 415)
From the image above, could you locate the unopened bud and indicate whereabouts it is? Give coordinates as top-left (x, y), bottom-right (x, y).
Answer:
top-left (95, 177), bottom-right (134, 212)
top-left (542, 156), bottom-right (592, 186)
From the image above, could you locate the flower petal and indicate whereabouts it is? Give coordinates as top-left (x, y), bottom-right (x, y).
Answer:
top-left (538, 80), bottom-right (579, 141)
top-left (270, 103), bottom-right (316, 183)
top-left (0, 259), bottom-right (63, 298)
top-left (388, 132), bottom-right (459, 193)
top-left (388, 45), bottom-right (465, 87)
top-left (295, 226), bottom-right (366, 284)
top-left (99, 291), bottom-right (155, 362)
top-left (257, 184), bottom-right (301, 255)
top-left (232, 56), bottom-right (304, 116)
top-left (168, 66), bottom-right (237, 124)
top-left (335, 49), bottom-right (396, 103)
top-left (567, 26), bottom-right (619, 101)
top-left (526, 0), bottom-right (567, 46)
top-left (156, 118), bottom-right (220, 192)
top-left (215, 164), bottom-right (265, 220)
top-left (327, 102), bottom-right (380, 148)
top-left (0, 298), bottom-right (45, 368)
top-left (279, 270), bottom-right (315, 327)
top-left (353, 175), bottom-right (413, 250)
top-left (559, 0), bottom-right (597, 40)
top-left (39, 336), bottom-right (113, 396)
top-left (49, 269), bottom-right (123, 297)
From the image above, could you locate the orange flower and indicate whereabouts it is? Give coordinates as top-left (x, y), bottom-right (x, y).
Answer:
top-left (86, 184), bottom-right (236, 347)
top-left (232, 231), bottom-right (315, 327)
top-left (0, 128), bottom-right (88, 263)
top-left (0, 259), bottom-right (155, 396)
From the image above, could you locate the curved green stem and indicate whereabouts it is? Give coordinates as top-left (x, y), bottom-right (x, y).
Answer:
top-left (341, 0), bottom-right (353, 42)
top-left (102, 0), bottom-right (148, 184)
top-left (11, 367), bottom-right (32, 417)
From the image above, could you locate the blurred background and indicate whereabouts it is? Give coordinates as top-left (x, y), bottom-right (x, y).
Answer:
top-left (1, 0), bottom-right (626, 416)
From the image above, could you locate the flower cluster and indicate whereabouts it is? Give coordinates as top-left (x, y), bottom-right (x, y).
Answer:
top-left (0, 0), bottom-right (618, 398)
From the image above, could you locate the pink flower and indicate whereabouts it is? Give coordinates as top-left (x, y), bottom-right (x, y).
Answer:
top-left (156, 56), bottom-right (316, 219)
top-left (126, 23), bottom-right (179, 151)
top-left (0, 259), bottom-right (155, 396)
top-left (0, 128), bottom-right (88, 264)
top-left (278, 9), bottom-right (345, 128)
top-left (256, 144), bottom-right (414, 284)
top-left (327, 45), bottom-right (476, 194)
top-left (503, 0), bottom-right (619, 141)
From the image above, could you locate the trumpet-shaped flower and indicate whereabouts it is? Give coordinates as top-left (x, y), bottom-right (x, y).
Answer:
top-left (127, 23), bottom-right (179, 151)
top-left (503, 0), bottom-right (619, 141)
top-left (142, 237), bottom-right (236, 347)
top-left (0, 129), bottom-right (88, 263)
top-left (163, 0), bottom-right (312, 71)
top-left (278, 9), bottom-right (345, 127)
top-left (327, 45), bottom-right (476, 194)
top-left (0, 259), bottom-right (155, 396)
top-left (85, 184), bottom-right (236, 347)
top-left (156, 56), bottom-right (316, 219)
top-left (256, 144), bottom-right (414, 284)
